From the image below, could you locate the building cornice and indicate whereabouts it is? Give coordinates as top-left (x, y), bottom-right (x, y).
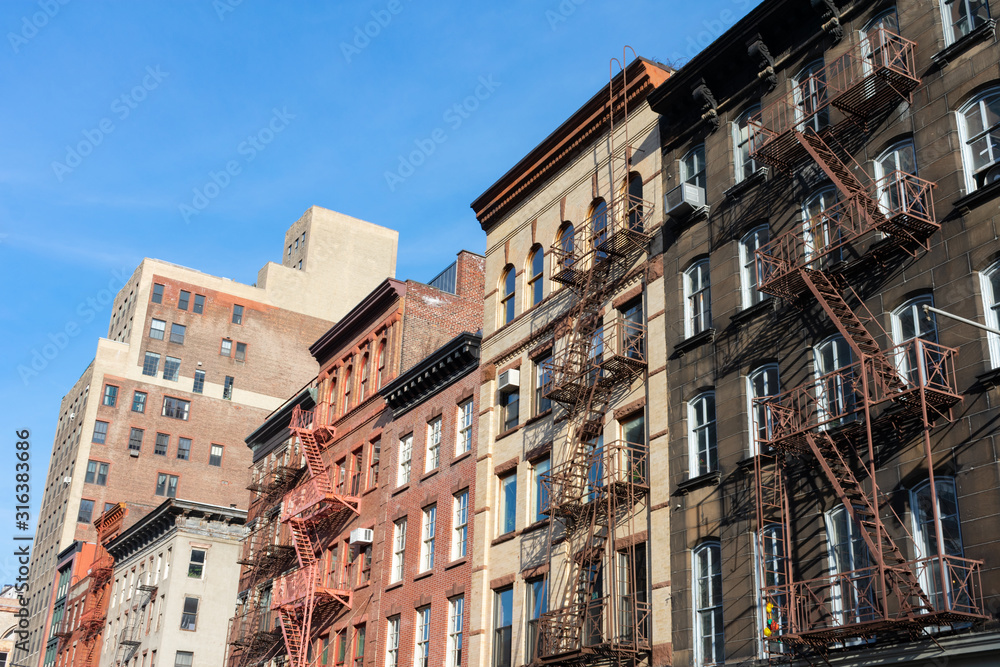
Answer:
top-left (309, 279), bottom-right (406, 362)
top-left (106, 498), bottom-right (246, 563)
top-left (379, 332), bottom-right (481, 418)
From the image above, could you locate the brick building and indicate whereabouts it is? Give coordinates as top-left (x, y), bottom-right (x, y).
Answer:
top-left (227, 251), bottom-right (484, 667)
top-left (645, 0), bottom-right (1000, 663)
top-left (469, 57), bottom-right (672, 667)
top-left (23, 206), bottom-right (399, 667)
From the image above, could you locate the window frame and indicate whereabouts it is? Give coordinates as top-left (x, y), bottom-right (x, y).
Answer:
top-left (453, 490), bottom-right (469, 559)
top-left (187, 549), bottom-right (206, 579)
top-left (149, 319), bottom-right (166, 340)
top-left (391, 518), bottom-right (407, 583)
top-left (500, 265), bottom-right (516, 326)
top-left (179, 596), bottom-right (198, 631)
top-left (177, 437), bottom-right (191, 461)
top-left (940, 0), bottom-right (993, 46)
top-left (493, 586), bottom-right (513, 667)
top-left (733, 106), bottom-right (761, 183)
top-left (447, 596), bottom-right (464, 667)
top-left (532, 457), bottom-right (550, 523)
top-left (386, 616), bottom-right (400, 667)
top-left (154, 432), bottom-right (169, 456)
top-left (527, 245), bottom-right (544, 307)
top-left (498, 472), bottom-right (517, 535)
top-left (681, 143), bottom-right (707, 190)
top-left (169, 323), bottom-right (186, 345)
top-left (980, 261), bottom-right (1000, 367)
top-left (739, 225), bottom-right (770, 309)
top-left (156, 473), bottom-right (179, 498)
top-left (162, 396), bottom-right (191, 421)
top-left (209, 444), bottom-right (224, 467)
top-left (684, 259), bottom-right (712, 338)
top-left (693, 540), bottom-right (724, 666)
top-left (132, 391), bottom-right (147, 413)
top-left (415, 606), bottom-right (431, 667)
top-left (397, 434), bottom-right (413, 486)
top-left (747, 364), bottom-right (780, 456)
top-left (688, 391), bottom-right (718, 478)
top-left (151, 283), bottom-right (164, 304)
top-left (232, 304), bottom-right (244, 325)
top-left (103, 384), bottom-right (119, 407)
top-left (177, 290), bottom-right (190, 311)
top-left (958, 86), bottom-right (1000, 192)
top-left (92, 421), bottom-right (109, 444)
top-left (457, 399), bottom-right (474, 454)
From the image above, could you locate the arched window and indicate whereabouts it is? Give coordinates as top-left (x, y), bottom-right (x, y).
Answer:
top-left (891, 295), bottom-right (938, 385)
top-left (734, 106), bottom-right (761, 183)
top-left (342, 365), bottom-right (353, 414)
top-left (939, 0), bottom-right (991, 47)
top-left (500, 265), bottom-right (516, 325)
top-left (327, 377), bottom-right (337, 424)
top-left (979, 261), bottom-right (1000, 367)
top-left (756, 524), bottom-right (786, 653)
top-left (687, 391), bottom-right (717, 477)
top-left (359, 352), bottom-right (370, 402)
top-left (625, 172), bottom-right (644, 230)
top-left (747, 363), bottom-right (780, 456)
top-left (681, 144), bottom-right (706, 190)
top-left (794, 60), bottom-right (828, 132)
top-left (910, 477), bottom-right (964, 607)
top-left (557, 223), bottom-right (575, 272)
top-left (590, 199), bottom-right (609, 260)
top-left (527, 246), bottom-right (544, 307)
top-left (862, 7), bottom-right (900, 70)
top-left (874, 139), bottom-right (917, 215)
top-left (375, 339), bottom-right (387, 390)
top-left (958, 86), bottom-right (1000, 192)
top-left (693, 541), bottom-right (724, 666)
top-left (803, 188), bottom-right (840, 265)
top-left (824, 506), bottom-right (873, 629)
top-left (814, 335), bottom-right (856, 429)
top-left (739, 225), bottom-right (770, 309)
top-left (683, 259), bottom-right (711, 337)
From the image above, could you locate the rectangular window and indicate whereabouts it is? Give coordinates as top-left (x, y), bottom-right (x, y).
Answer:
top-left (85, 460), bottom-right (109, 485)
top-left (415, 607), bottom-right (431, 667)
top-left (391, 518), bottom-right (407, 583)
top-left (426, 417), bottom-right (441, 471)
top-left (169, 323), bottom-right (186, 344)
top-left (92, 421), bottom-right (108, 444)
top-left (163, 357), bottom-right (181, 382)
top-left (177, 438), bottom-right (191, 460)
top-left (132, 391), bottom-right (147, 413)
top-left (386, 617), bottom-right (400, 667)
top-left (526, 578), bottom-right (547, 663)
top-left (223, 376), bottom-right (234, 400)
top-left (420, 506), bottom-right (436, 572)
top-left (192, 371), bottom-right (205, 394)
top-left (368, 439), bottom-right (380, 489)
top-left (162, 397), bottom-right (190, 420)
top-left (188, 549), bottom-right (205, 578)
top-left (232, 304), bottom-right (244, 324)
top-left (103, 384), bottom-right (119, 407)
top-left (209, 444), bottom-right (223, 467)
top-left (533, 457), bottom-right (550, 523)
top-left (235, 342), bottom-right (247, 362)
top-left (151, 283), bottom-right (164, 304)
top-left (149, 319), bottom-right (166, 340)
top-left (129, 428), bottom-right (144, 452)
top-left (77, 499), bottom-right (94, 524)
top-left (220, 339), bottom-right (232, 357)
top-left (447, 596), bottom-right (464, 667)
top-left (192, 294), bottom-right (205, 314)
top-left (154, 433), bottom-right (169, 456)
top-left (453, 490), bottom-right (469, 559)
top-left (535, 355), bottom-right (552, 414)
top-left (353, 625), bottom-right (365, 667)
top-left (457, 399), bottom-right (473, 454)
top-left (694, 542), bottom-right (724, 665)
top-left (177, 291), bottom-right (190, 311)
top-left (174, 651), bottom-right (192, 667)
top-left (493, 587), bottom-right (513, 667)
top-left (179, 597), bottom-right (198, 630)
top-left (689, 392), bottom-right (718, 477)
top-left (143, 352), bottom-right (161, 377)
top-left (499, 472), bottom-right (516, 535)
top-left (156, 474), bottom-right (179, 498)
top-left (397, 434), bottom-right (412, 486)
top-left (501, 390), bottom-right (519, 432)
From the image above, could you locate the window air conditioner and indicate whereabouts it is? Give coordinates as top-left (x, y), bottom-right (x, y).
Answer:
top-left (498, 369), bottom-right (519, 393)
top-left (349, 528), bottom-right (374, 545)
top-left (665, 183), bottom-right (707, 218)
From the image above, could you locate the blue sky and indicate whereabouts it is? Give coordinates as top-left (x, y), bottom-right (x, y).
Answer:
top-left (0, 0), bottom-right (757, 578)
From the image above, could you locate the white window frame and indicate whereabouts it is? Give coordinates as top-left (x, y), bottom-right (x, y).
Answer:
top-left (802, 187), bottom-right (840, 265)
top-left (873, 139), bottom-right (917, 216)
top-left (957, 86), bottom-right (1000, 193)
top-left (453, 490), bottom-right (469, 559)
top-left (397, 434), bottom-right (413, 486)
top-left (910, 477), bottom-right (964, 609)
top-left (739, 225), bottom-right (770, 309)
top-left (684, 259), bottom-right (712, 338)
top-left (426, 417), bottom-right (441, 471)
top-left (793, 60), bottom-right (829, 132)
top-left (386, 616), bottom-right (400, 667)
top-left (939, 0), bottom-right (992, 47)
top-left (755, 525), bottom-right (787, 657)
top-left (980, 262), bottom-right (1000, 367)
top-left (824, 506), bottom-right (873, 636)
top-left (747, 364), bottom-right (780, 456)
top-left (415, 606), bottom-right (431, 667)
top-left (813, 335), bottom-right (857, 429)
top-left (693, 541), bottom-right (724, 666)
top-left (447, 596), bottom-right (464, 667)
top-left (457, 399), bottom-right (474, 454)
top-left (688, 391), bottom-right (717, 478)
top-left (681, 144), bottom-right (706, 189)
top-left (733, 106), bottom-right (761, 183)
top-left (420, 506), bottom-right (436, 572)
top-left (532, 457), bottom-right (550, 523)
top-left (890, 295), bottom-right (938, 385)
top-left (391, 518), bottom-right (407, 583)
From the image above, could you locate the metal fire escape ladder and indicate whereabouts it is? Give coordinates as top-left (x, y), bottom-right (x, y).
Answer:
top-left (113, 584), bottom-right (157, 666)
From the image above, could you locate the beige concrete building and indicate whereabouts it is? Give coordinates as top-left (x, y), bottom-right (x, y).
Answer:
top-left (100, 500), bottom-right (246, 667)
top-left (469, 57), bottom-right (673, 667)
top-left (1, 586), bottom-right (19, 667)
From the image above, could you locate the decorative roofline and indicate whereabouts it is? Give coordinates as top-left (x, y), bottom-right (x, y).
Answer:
top-left (379, 332), bottom-right (481, 418)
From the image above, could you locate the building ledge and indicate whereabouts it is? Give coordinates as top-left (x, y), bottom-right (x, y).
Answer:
top-left (730, 298), bottom-right (775, 326)
top-left (674, 470), bottom-right (722, 495)
top-left (974, 366), bottom-right (1000, 391)
top-left (931, 19), bottom-right (997, 68)
top-left (669, 205), bottom-right (710, 235)
top-left (523, 409), bottom-right (553, 428)
top-left (451, 450), bottom-right (473, 467)
top-left (392, 483), bottom-right (410, 497)
top-left (673, 328), bottom-right (716, 357)
top-left (495, 422), bottom-right (524, 442)
top-left (420, 468), bottom-right (439, 483)
top-left (723, 167), bottom-right (768, 199)
top-left (446, 557), bottom-right (469, 570)
top-left (413, 570), bottom-right (433, 582)
top-left (522, 518), bottom-right (550, 535)
top-left (953, 178), bottom-right (1000, 215)
top-left (492, 531), bottom-right (517, 546)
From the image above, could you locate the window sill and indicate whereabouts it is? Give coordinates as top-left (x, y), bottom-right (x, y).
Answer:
top-left (385, 581), bottom-right (403, 592)
top-left (668, 205), bottom-right (710, 234)
top-left (451, 450), bottom-right (473, 467)
top-left (524, 409), bottom-right (553, 427)
top-left (974, 366), bottom-right (1000, 391)
top-left (413, 570), bottom-right (433, 582)
top-left (496, 423), bottom-right (524, 442)
top-left (953, 178), bottom-right (1000, 215)
top-left (723, 167), bottom-right (768, 199)
top-left (730, 298), bottom-right (775, 326)
top-left (355, 581), bottom-right (370, 591)
top-left (392, 483), bottom-right (410, 497)
top-left (673, 328), bottom-right (717, 357)
top-left (675, 470), bottom-right (722, 495)
top-left (522, 518), bottom-right (550, 535)
top-left (931, 19), bottom-right (997, 68)
top-left (492, 531), bottom-right (518, 546)
top-left (363, 485), bottom-right (378, 496)
top-left (445, 557), bottom-right (469, 570)
top-left (420, 468), bottom-right (439, 483)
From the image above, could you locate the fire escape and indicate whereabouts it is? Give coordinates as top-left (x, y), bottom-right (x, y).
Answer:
top-left (748, 28), bottom-right (985, 657)
top-left (112, 583), bottom-right (157, 666)
top-left (537, 52), bottom-right (653, 667)
top-left (270, 406), bottom-right (359, 667)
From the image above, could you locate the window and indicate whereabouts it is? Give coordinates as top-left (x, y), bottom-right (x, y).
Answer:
top-left (739, 226), bottom-right (770, 309)
top-left (415, 607), bottom-right (431, 667)
top-left (386, 617), bottom-right (400, 667)
top-left (177, 291), bottom-right (190, 311)
top-left (693, 541), bottom-right (724, 666)
top-left (420, 506), bottom-right (436, 572)
top-left (232, 304), bottom-right (244, 324)
top-left (426, 417), bottom-right (441, 471)
top-left (621, 299), bottom-right (645, 361)
top-left (756, 525), bottom-right (787, 654)
top-left (457, 399), bottom-right (474, 454)
top-left (221, 339), bottom-right (232, 356)
top-left (163, 357), bottom-right (181, 382)
top-left (533, 457), bottom-right (550, 523)
top-left (155, 433), bottom-right (169, 456)
top-left (391, 518), bottom-right (407, 583)
top-left (891, 295), bottom-right (939, 385)
top-left (688, 392), bottom-right (717, 477)
top-left (453, 490), bottom-right (468, 559)
top-left (353, 626), bottom-right (365, 667)
top-left (528, 246), bottom-right (544, 306)
top-left (156, 474), bottom-right (178, 498)
top-left (733, 105), bottom-right (761, 183)
top-left (500, 388), bottom-right (519, 432)
top-left (209, 444), bottom-right (223, 467)
top-left (193, 294), bottom-right (205, 314)
top-left (132, 391), bottom-right (147, 413)
top-left (493, 587), bottom-right (513, 667)
top-left (448, 596), bottom-right (464, 667)
top-left (940, 0), bottom-right (992, 46)
top-left (621, 412), bottom-right (647, 482)
top-left (624, 171), bottom-right (644, 230)
top-left (360, 353), bottom-right (370, 401)
top-left (525, 578), bottom-right (546, 662)
top-left (500, 266), bottom-right (516, 325)
top-left (590, 198), bottom-right (609, 260)
top-left (188, 549), bottom-right (205, 578)
top-left (162, 397), bottom-right (190, 420)
top-left (342, 366), bottom-right (353, 413)
top-left (499, 472), bottom-right (516, 535)
top-left (177, 438), bottom-right (191, 461)
top-left (369, 440), bottom-right (380, 488)
top-left (143, 352), bottom-right (161, 376)
top-left (803, 188), bottom-right (841, 266)
top-left (793, 60), bottom-right (829, 132)
top-left (681, 143), bottom-right (706, 190)
top-left (618, 543), bottom-right (649, 643)
top-left (397, 434), bottom-right (412, 486)
top-left (376, 340), bottom-right (387, 390)
top-left (170, 324), bottom-right (186, 345)
top-left (748, 364), bottom-right (780, 456)
top-left (814, 335), bottom-right (857, 428)
top-left (103, 384), bottom-right (118, 407)
top-left (981, 261), bottom-right (1000, 367)
top-left (824, 507), bottom-right (872, 630)
top-left (77, 499), bottom-right (94, 523)
top-left (534, 356), bottom-right (552, 415)
top-left (180, 597), bottom-right (198, 630)
top-left (959, 86), bottom-right (1000, 192)
top-left (192, 370), bottom-right (205, 394)
top-left (129, 428), bottom-right (144, 452)
top-left (235, 342), bottom-right (246, 362)
top-left (223, 376), bottom-right (234, 400)
top-left (149, 319), bottom-right (166, 340)
top-left (557, 223), bottom-right (575, 272)
top-left (174, 651), bottom-right (192, 667)
top-left (85, 460), bottom-right (108, 486)
top-left (911, 477), bottom-right (965, 608)
top-left (92, 421), bottom-right (108, 444)
top-left (684, 259), bottom-right (712, 337)
top-left (151, 283), bottom-right (164, 304)
top-left (874, 140), bottom-right (917, 216)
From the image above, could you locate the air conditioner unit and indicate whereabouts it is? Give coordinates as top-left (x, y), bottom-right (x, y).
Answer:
top-left (665, 183), bottom-right (707, 218)
top-left (63, 477), bottom-right (72, 485)
top-left (349, 528), bottom-right (373, 545)
top-left (129, 449), bottom-right (140, 458)
top-left (498, 368), bottom-right (519, 393)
